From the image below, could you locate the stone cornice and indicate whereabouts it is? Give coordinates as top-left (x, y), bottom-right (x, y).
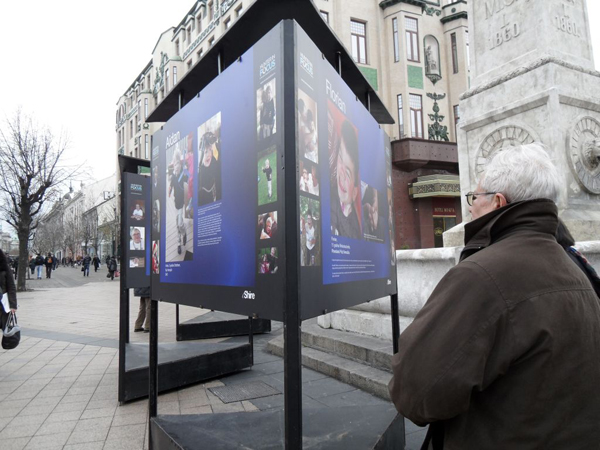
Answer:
top-left (440, 11), bottom-right (467, 24)
top-left (379, 0), bottom-right (425, 10)
top-left (461, 56), bottom-right (600, 100)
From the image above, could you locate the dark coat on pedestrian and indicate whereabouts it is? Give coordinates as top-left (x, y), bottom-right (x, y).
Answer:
top-left (0, 250), bottom-right (17, 310)
top-left (389, 200), bottom-right (600, 449)
top-left (34, 255), bottom-right (44, 266)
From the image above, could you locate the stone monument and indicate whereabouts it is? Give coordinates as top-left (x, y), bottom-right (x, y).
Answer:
top-left (318, 0), bottom-right (600, 341)
top-left (451, 0), bottom-right (600, 243)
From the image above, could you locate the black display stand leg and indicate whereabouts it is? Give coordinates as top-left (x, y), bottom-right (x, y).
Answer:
top-left (118, 287), bottom-right (129, 405)
top-left (391, 293), bottom-right (400, 355)
top-left (148, 299), bottom-right (159, 448)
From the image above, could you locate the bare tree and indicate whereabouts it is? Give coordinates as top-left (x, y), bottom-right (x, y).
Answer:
top-left (0, 110), bottom-right (81, 290)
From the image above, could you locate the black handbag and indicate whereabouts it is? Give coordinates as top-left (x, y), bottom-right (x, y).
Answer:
top-left (2, 311), bottom-right (20, 350)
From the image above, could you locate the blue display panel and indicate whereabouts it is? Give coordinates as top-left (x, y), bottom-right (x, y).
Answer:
top-left (151, 24), bottom-right (285, 320)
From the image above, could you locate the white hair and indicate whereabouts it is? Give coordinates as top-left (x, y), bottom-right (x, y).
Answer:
top-left (479, 143), bottom-right (560, 203)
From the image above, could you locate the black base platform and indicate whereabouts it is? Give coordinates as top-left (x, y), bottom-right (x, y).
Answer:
top-left (177, 311), bottom-right (271, 341)
top-left (150, 405), bottom-right (404, 449)
top-left (121, 342), bottom-right (252, 403)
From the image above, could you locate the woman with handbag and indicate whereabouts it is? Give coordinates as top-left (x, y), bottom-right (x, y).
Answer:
top-left (0, 249), bottom-right (17, 314)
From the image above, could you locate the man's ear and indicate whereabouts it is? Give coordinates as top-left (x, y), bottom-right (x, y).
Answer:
top-left (494, 193), bottom-right (508, 209)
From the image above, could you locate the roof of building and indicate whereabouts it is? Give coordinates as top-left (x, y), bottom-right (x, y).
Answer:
top-left (147, 0), bottom-right (394, 124)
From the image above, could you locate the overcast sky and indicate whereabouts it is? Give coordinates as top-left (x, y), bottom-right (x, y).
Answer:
top-left (0, 0), bottom-right (598, 186)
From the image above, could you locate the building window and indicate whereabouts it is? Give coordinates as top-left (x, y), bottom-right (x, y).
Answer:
top-left (144, 99), bottom-right (148, 119)
top-left (187, 60), bottom-right (193, 71)
top-left (224, 17), bottom-right (231, 30)
top-left (209, 36), bottom-right (215, 47)
top-left (175, 40), bottom-right (180, 56)
top-left (409, 94), bottom-right (423, 139)
top-left (197, 14), bottom-right (202, 32)
top-left (350, 20), bottom-right (367, 64)
top-left (320, 11), bottom-right (329, 23)
top-left (145, 135), bottom-right (149, 159)
top-left (397, 94), bottom-right (405, 138)
top-left (165, 68), bottom-right (169, 92)
top-left (235, 4), bottom-right (242, 17)
top-left (405, 17), bottom-right (419, 62)
top-left (147, 74), bottom-right (151, 89)
top-left (197, 48), bottom-right (203, 59)
top-left (173, 66), bottom-right (177, 85)
top-left (209, 1), bottom-right (214, 21)
top-left (187, 26), bottom-right (192, 42)
top-left (451, 32), bottom-right (458, 74)
top-left (453, 105), bottom-right (460, 139)
top-left (392, 18), bottom-right (399, 63)
top-left (130, 120), bottom-right (133, 139)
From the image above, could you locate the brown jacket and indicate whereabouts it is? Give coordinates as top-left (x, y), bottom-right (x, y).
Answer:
top-left (389, 200), bottom-right (600, 449)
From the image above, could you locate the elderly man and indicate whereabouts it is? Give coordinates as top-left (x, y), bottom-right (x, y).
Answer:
top-left (389, 144), bottom-right (600, 449)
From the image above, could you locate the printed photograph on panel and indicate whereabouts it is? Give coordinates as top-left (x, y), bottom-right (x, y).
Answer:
top-left (258, 211), bottom-right (278, 240)
top-left (258, 247), bottom-right (278, 274)
top-left (299, 159), bottom-right (320, 197)
top-left (257, 78), bottom-right (276, 140)
top-left (129, 257), bottom-right (145, 268)
top-left (361, 183), bottom-right (385, 243)
top-left (298, 89), bottom-right (318, 163)
top-left (300, 196), bottom-right (321, 267)
top-left (166, 133), bottom-right (194, 262)
top-left (197, 113), bottom-right (222, 207)
top-left (152, 240), bottom-right (160, 274)
top-left (130, 201), bottom-right (145, 222)
top-left (258, 147), bottom-right (277, 205)
top-left (328, 102), bottom-right (361, 239)
top-left (130, 226), bottom-right (145, 251)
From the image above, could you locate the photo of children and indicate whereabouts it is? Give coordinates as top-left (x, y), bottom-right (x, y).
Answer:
top-left (129, 257), bottom-right (145, 268)
top-left (130, 201), bottom-right (145, 221)
top-left (197, 113), bottom-right (222, 207)
top-left (130, 227), bottom-right (145, 250)
top-left (257, 79), bottom-right (276, 140)
top-left (166, 134), bottom-right (193, 262)
top-left (152, 240), bottom-right (160, 274)
top-left (258, 212), bottom-right (278, 240)
top-left (361, 183), bottom-right (385, 243)
top-left (328, 103), bottom-right (361, 239)
top-left (299, 159), bottom-right (319, 197)
top-left (298, 89), bottom-right (318, 163)
top-left (300, 197), bottom-right (321, 267)
top-left (258, 247), bottom-right (278, 274)
top-left (258, 147), bottom-right (277, 205)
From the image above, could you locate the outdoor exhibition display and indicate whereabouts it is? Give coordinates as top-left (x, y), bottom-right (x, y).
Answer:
top-left (147, 3), bottom-right (401, 447)
top-left (150, 25), bottom-right (396, 323)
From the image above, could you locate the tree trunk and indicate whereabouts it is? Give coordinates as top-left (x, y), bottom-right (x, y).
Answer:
top-left (17, 228), bottom-right (29, 292)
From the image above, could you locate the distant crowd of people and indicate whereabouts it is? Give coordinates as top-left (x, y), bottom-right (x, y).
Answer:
top-left (7, 253), bottom-right (119, 280)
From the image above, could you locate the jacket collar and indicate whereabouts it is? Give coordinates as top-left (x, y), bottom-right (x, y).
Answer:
top-left (461, 199), bottom-right (558, 261)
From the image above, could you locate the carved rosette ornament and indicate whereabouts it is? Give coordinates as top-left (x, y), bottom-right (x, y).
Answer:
top-left (475, 126), bottom-right (535, 174)
top-left (567, 117), bottom-right (600, 194)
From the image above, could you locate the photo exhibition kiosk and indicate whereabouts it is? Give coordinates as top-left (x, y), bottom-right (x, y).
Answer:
top-left (118, 155), bottom-right (252, 403)
top-left (145, 0), bottom-right (402, 448)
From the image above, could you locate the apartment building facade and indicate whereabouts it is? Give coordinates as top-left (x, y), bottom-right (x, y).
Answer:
top-left (116, 0), bottom-right (469, 249)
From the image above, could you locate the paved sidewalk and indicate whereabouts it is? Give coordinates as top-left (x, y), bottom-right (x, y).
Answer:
top-left (0, 269), bottom-right (424, 450)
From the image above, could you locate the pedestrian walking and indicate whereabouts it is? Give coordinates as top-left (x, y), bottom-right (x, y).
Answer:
top-left (11, 257), bottom-right (18, 280)
top-left (92, 256), bottom-right (100, 272)
top-left (107, 256), bottom-right (118, 281)
top-left (389, 144), bottom-right (600, 449)
top-left (82, 254), bottom-right (91, 277)
top-left (44, 253), bottom-right (53, 279)
top-left (0, 249), bottom-right (18, 314)
top-left (28, 256), bottom-right (34, 280)
top-left (34, 253), bottom-right (44, 279)
top-left (133, 287), bottom-right (151, 333)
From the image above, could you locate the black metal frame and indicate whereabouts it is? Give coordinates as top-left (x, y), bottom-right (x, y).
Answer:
top-left (118, 155), bottom-right (150, 405)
